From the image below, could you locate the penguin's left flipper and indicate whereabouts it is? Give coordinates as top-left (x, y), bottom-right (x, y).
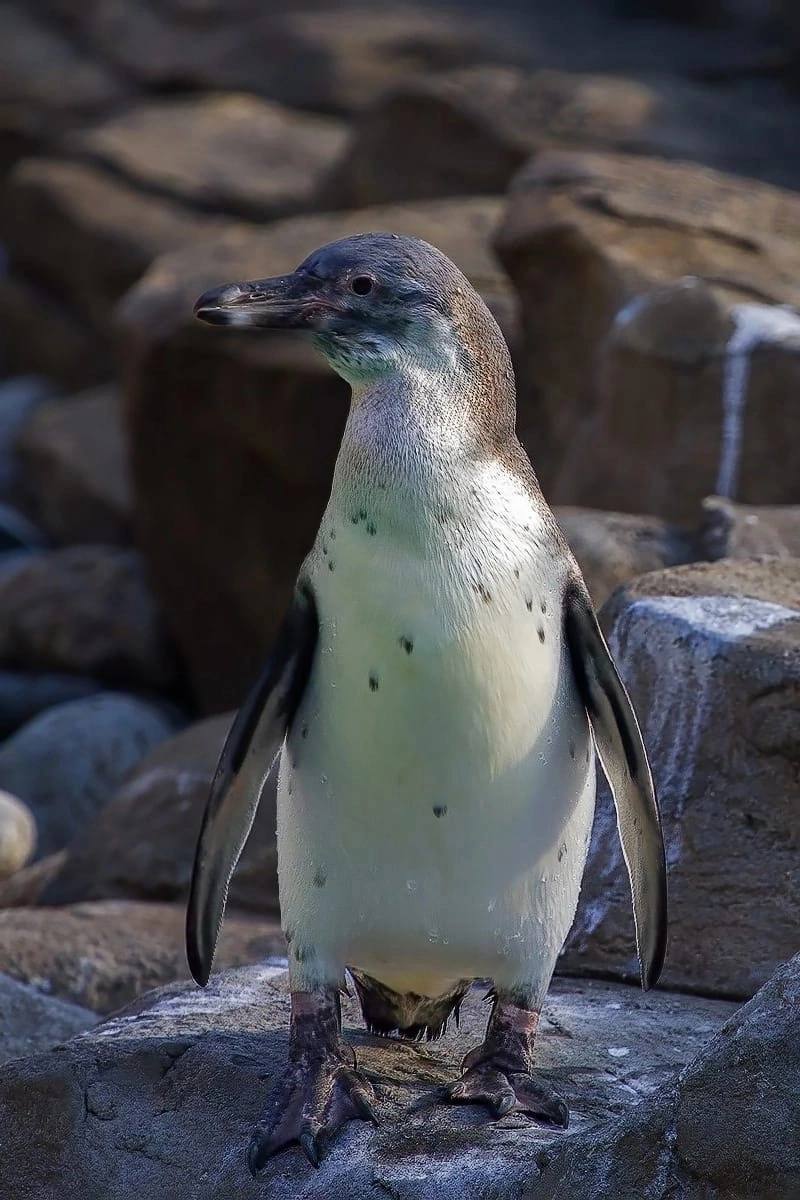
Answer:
top-left (564, 581), bottom-right (667, 989)
top-left (186, 582), bottom-right (318, 987)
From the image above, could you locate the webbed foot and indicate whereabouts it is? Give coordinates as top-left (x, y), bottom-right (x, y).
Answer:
top-left (248, 990), bottom-right (378, 1173)
top-left (443, 993), bottom-right (568, 1127)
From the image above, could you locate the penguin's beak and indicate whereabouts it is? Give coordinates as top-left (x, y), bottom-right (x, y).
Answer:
top-left (193, 273), bottom-right (324, 329)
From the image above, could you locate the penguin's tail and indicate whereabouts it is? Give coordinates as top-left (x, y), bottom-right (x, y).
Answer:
top-left (349, 969), bottom-right (471, 1042)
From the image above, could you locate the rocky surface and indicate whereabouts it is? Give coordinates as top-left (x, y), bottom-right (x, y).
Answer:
top-left (0, 789), bottom-right (35, 878)
top-left (0, 850), bottom-right (66, 907)
top-left (44, 714), bottom-right (280, 913)
top-left (0, 273), bottom-right (106, 388)
top-left (700, 495), bottom-right (800, 560)
top-left (0, 671), bottom-right (103, 739)
top-left (67, 94), bottom-right (348, 222)
top-left (16, 385), bottom-right (133, 546)
top-left (0, 547), bottom-right (176, 689)
top-left (555, 506), bottom-right (697, 606)
top-left (0, 375), bottom-right (52, 503)
top-left (535, 953), bottom-right (800, 1200)
top-left (0, 962), bottom-right (735, 1200)
top-left (0, 971), bottom-right (95, 1068)
top-left (320, 64), bottom-right (800, 209)
top-left (562, 558), bottom-right (800, 999)
top-left (0, 693), bottom-right (180, 858)
top-left (119, 197), bottom-right (514, 708)
top-left (0, 901), bottom-right (284, 1013)
top-left (496, 153), bottom-right (800, 520)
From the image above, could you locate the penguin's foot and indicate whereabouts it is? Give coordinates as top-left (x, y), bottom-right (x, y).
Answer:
top-left (248, 989), bottom-right (378, 1173)
top-left (443, 994), bottom-right (569, 1127)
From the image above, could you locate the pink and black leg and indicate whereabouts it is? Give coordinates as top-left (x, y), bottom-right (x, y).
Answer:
top-left (444, 989), bottom-right (568, 1126)
top-left (248, 988), bottom-right (378, 1173)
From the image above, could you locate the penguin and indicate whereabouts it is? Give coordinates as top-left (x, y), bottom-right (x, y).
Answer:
top-left (186, 234), bottom-right (667, 1172)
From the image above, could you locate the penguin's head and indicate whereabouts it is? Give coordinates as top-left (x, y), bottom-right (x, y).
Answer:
top-left (194, 233), bottom-right (499, 384)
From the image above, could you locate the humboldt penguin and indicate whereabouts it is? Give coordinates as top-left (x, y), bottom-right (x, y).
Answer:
top-left (186, 234), bottom-right (667, 1172)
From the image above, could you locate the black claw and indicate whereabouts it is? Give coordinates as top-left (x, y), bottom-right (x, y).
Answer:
top-left (553, 1100), bottom-right (570, 1128)
top-left (354, 1091), bottom-right (380, 1126)
top-left (299, 1130), bottom-right (321, 1168)
top-left (247, 1132), bottom-right (268, 1177)
top-left (493, 1093), bottom-right (516, 1118)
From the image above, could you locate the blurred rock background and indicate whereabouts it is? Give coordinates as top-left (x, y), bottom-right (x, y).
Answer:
top-left (0, 0), bottom-right (799, 1196)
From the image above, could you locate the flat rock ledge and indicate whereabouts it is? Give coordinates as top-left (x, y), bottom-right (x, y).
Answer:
top-left (0, 963), bottom-right (734, 1199)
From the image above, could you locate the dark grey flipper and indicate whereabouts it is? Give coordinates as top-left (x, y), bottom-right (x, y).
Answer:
top-left (186, 584), bottom-right (318, 986)
top-left (564, 581), bottom-right (667, 989)
top-left (350, 969), bottom-right (471, 1042)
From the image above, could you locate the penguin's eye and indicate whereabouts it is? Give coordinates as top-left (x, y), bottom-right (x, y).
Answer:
top-left (350, 275), bottom-right (375, 296)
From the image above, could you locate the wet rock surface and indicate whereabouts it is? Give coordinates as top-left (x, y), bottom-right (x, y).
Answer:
top-left (0, 901), bottom-right (284, 1013)
top-left (0, 693), bottom-right (181, 858)
top-left (0, 963), bottom-right (735, 1200)
top-left (563, 558), bottom-right (800, 999)
top-left (44, 715), bottom-right (279, 913)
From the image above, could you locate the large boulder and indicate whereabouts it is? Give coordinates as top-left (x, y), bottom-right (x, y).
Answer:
top-left (532, 953), bottom-right (800, 1200)
top-left (555, 506), bottom-right (697, 606)
top-left (0, 672), bottom-right (104, 739)
top-left (16, 386), bottom-right (133, 546)
top-left (0, 547), bottom-right (176, 689)
top-left (320, 65), bottom-right (800, 209)
top-left (0, 963), bottom-right (734, 1199)
top-left (65, 95), bottom-right (348, 223)
top-left (43, 714), bottom-right (280, 915)
top-left (0, 693), bottom-right (180, 858)
top-left (0, 272), bottom-right (106, 388)
top-left (0, 972), bottom-right (95, 1067)
top-left (0, 901), bottom-right (284, 1012)
top-left (496, 152), bottom-right (800, 520)
top-left (562, 558), bottom-right (800, 999)
top-left (118, 197), bottom-right (515, 709)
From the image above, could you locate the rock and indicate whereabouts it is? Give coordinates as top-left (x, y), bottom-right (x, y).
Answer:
top-left (43, 714), bottom-right (280, 915)
top-left (532, 953), bottom-right (800, 1200)
top-left (0, 672), bottom-right (103, 739)
top-left (0, 375), bottom-right (52, 504)
top-left (700, 495), bottom-right (800, 560)
top-left (0, 790), bottom-right (35, 879)
top-left (0, 850), bottom-right (66, 907)
top-left (0, 503), bottom-right (46, 550)
top-left (320, 64), bottom-right (800, 209)
top-left (496, 152), bottom-right (800, 521)
top-left (0, 693), bottom-right (180, 858)
top-left (0, 962), bottom-right (734, 1198)
top-left (555, 506), bottom-right (697, 606)
top-left (42, 2), bottom-right (519, 112)
top-left (0, 971), bottom-right (95, 1067)
top-left (562, 558), bottom-right (800, 999)
top-left (119, 197), bottom-right (514, 709)
top-left (0, 547), bottom-right (177, 689)
top-left (0, 271), bottom-right (112, 388)
top-left (0, 2), bottom-right (129, 170)
top-left (16, 386), bottom-right (133, 546)
top-left (0, 901), bottom-right (284, 1013)
top-left (68, 94), bottom-right (348, 223)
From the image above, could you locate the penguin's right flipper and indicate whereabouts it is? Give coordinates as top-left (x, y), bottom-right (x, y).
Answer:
top-left (186, 583), bottom-right (318, 986)
top-left (564, 580), bottom-right (667, 990)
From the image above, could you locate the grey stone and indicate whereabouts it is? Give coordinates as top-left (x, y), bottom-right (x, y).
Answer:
top-left (44, 714), bottom-right (280, 916)
top-left (0, 963), bottom-right (734, 1199)
top-left (700, 495), bottom-right (800, 560)
top-left (562, 558), bottom-right (800, 999)
top-left (0, 971), bottom-right (95, 1067)
top-left (0, 693), bottom-right (180, 858)
top-left (531, 953), bottom-right (800, 1200)
top-left (0, 547), bottom-right (177, 689)
top-left (0, 502), bottom-right (46, 551)
top-left (0, 375), bottom-right (53, 503)
top-left (0, 670), bottom-right (104, 739)
top-left (0, 789), bottom-right (35, 879)
top-left (16, 386), bottom-right (133, 546)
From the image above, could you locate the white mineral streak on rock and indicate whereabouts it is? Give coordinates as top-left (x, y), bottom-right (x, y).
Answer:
top-left (608, 594), bottom-right (799, 869)
top-left (717, 303), bottom-right (800, 499)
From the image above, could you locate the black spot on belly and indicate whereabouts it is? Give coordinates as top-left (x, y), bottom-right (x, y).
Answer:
top-left (526, 598), bottom-right (533, 612)
top-left (366, 521), bottom-right (377, 536)
top-left (569, 740), bottom-right (576, 760)
top-left (322, 541), bottom-right (328, 556)
top-left (538, 625), bottom-right (546, 643)
top-left (369, 673), bottom-right (379, 691)
top-left (433, 805), bottom-right (448, 818)
top-left (359, 508), bottom-right (367, 521)
top-left (514, 567), bottom-right (520, 579)
top-left (476, 583), bottom-right (492, 603)
top-left (541, 599), bottom-right (547, 614)
top-left (585, 747), bottom-right (591, 764)
top-left (558, 842), bottom-right (567, 862)
top-left (351, 514), bottom-right (359, 525)
top-left (330, 529), bottom-right (336, 541)
top-left (399, 636), bottom-right (413, 655)
top-left (313, 868), bottom-right (327, 888)
top-left (301, 724), bottom-right (309, 739)
top-left (328, 560), bottom-right (335, 571)
top-left (292, 942), bottom-right (315, 964)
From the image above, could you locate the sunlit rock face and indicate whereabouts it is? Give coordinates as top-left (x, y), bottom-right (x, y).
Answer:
top-left (561, 558), bottom-right (800, 1000)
